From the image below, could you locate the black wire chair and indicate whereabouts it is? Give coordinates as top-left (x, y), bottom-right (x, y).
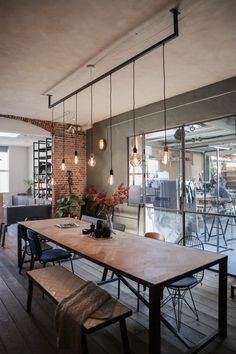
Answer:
top-left (162, 235), bottom-right (204, 331)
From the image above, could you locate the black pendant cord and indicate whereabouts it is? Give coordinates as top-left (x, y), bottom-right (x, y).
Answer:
top-left (63, 101), bottom-right (65, 160)
top-left (162, 42), bottom-right (167, 146)
top-left (90, 84), bottom-right (93, 153)
top-left (51, 106), bottom-right (54, 176)
top-left (109, 74), bottom-right (113, 170)
top-left (75, 94), bottom-right (78, 152)
top-left (132, 60), bottom-right (136, 149)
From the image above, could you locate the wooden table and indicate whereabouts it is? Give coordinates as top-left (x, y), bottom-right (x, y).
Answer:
top-left (18, 218), bottom-right (228, 354)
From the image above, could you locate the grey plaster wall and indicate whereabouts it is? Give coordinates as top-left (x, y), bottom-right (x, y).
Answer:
top-left (87, 76), bottom-right (236, 191)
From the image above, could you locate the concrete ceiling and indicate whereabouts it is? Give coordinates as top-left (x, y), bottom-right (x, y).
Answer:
top-left (0, 0), bottom-right (236, 129)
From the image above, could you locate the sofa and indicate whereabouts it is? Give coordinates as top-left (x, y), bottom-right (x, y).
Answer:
top-left (3, 204), bottom-right (52, 226)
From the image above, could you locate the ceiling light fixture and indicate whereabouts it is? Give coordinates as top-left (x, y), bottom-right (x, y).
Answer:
top-left (0, 132), bottom-right (20, 138)
top-left (162, 43), bottom-right (169, 165)
top-left (61, 101), bottom-right (66, 171)
top-left (129, 60), bottom-right (141, 167)
top-left (87, 65), bottom-right (96, 167)
top-left (98, 138), bottom-right (107, 151)
top-left (108, 74), bottom-right (114, 185)
top-left (74, 94), bottom-right (79, 165)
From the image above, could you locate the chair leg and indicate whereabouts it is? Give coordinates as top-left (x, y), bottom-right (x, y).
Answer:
top-left (19, 249), bottom-right (26, 274)
top-left (102, 268), bottom-right (108, 281)
top-left (119, 319), bottom-right (130, 354)
top-left (70, 258), bottom-right (74, 273)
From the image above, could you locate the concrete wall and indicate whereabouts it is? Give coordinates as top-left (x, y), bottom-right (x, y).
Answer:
top-left (3, 146), bottom-right (30, 205)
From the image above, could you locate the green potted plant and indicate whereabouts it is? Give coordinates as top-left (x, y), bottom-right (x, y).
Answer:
top-left (56, 194), bottom-right (85, 218)
top-left (24, 179), bottom-right (33, 195)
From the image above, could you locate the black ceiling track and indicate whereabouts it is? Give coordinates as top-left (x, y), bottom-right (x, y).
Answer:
top-left (48, 8), bottom-right (180, 109)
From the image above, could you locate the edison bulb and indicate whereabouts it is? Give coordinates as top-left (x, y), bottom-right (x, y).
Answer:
top-left (61, 159), bottom-right (66, 171)
top-left (129, 147), bottom-right (141, 167)
top-left (162, 144), bottom-right (169, 165)
top-left (74, 151), bottom-right (78, 164)
top-left (88, 153), bottom-right (96, 167)
top-left (108, 169), bottom-right (114, 185)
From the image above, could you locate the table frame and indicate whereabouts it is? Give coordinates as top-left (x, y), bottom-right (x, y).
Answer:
top-left (17, 218), bottom-right (228, 354)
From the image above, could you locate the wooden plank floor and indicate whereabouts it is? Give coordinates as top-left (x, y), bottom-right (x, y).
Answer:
top-left (0, 227), bottom-right (236, 354)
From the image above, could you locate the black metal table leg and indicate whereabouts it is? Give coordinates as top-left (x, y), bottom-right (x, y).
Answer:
top-left (218, 256), bottom-right (227, 339)
top-left (149, 286), bottom-right (161, 354)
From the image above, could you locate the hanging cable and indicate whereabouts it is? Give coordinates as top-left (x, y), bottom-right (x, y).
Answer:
top-left (108, 74), bottom-right (114, 185)
top-left (129, 60), bottom-right (141, 167)
top-left (74, 94), bottom-right (78, 164)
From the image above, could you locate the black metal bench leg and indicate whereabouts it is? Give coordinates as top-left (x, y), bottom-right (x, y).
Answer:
top-left (81, 330), bottom-right (89, 354)
top-left (27, 278), bottom-right (34, 312)
top-left (119, 319), bottom-right (130, 354)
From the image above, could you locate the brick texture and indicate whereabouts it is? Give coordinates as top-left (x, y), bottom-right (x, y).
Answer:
top-left (1, 115), bottom-right (87, 213)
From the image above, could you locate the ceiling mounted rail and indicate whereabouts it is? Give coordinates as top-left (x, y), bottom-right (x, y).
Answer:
top-left (48, 8), bottom-right (180, 109)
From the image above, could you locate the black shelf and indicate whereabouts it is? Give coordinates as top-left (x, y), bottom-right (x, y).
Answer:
top-left (33, 138), bottom-right (52, 199)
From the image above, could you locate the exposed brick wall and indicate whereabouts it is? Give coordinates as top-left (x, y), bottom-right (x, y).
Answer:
top-left (1, 115), bottom-right (87, 213)
top-left (52, 129), bottom-right (87, 212)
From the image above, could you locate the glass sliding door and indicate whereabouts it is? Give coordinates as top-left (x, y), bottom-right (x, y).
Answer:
top-left (183, 117), bottom-right (236, 275)
top-left (144, 128), bottom-right (183, 243)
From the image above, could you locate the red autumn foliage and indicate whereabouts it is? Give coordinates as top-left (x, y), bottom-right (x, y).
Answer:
top-left (86, 184), bottom-right (129, 214)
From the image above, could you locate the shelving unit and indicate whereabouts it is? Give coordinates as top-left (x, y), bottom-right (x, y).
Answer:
top-left (33, 138), bottom-right (52, 199)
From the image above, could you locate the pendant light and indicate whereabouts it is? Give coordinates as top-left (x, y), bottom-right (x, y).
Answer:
top-left (162, 42), bottom-right (169, 165)
top-left (108, 74), bottom-right (114, 185)
top-left (74, 94), bottom-right (78, 164)
top-left (129, 60), bottom-right (141, 167)
top-left (50, 106), bottom-right (55, 186)
top-left (61, 101), bottom-right (66, 171)
top-left (87, 64), bottom-right (96, 167)
top-left (88, 83), bottom-right (96, 167)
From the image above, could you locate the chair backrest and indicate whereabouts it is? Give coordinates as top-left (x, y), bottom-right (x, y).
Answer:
top-left (145, 232), bottom-right (165, 241)
top-left (27, 229), bottom-right (42, 259)
top-left (112, 222), bottom-right (126, 232)
top-left (177, 235), bottom-right (204, 250)
top-left (81, 215), bottom-right (99, 224)
top-left (177, 235), bottom-right (204, 283)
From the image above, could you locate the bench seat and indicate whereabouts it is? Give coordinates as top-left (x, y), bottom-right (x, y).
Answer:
top-left (26, 266), bottom-right (132, 353)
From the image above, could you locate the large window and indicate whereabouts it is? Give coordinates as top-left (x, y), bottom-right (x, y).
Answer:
top-left (0, 146), bottom-right (9, 193)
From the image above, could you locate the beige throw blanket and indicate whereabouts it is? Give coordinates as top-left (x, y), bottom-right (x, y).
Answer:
top-left (55, 281), bottom-right (114, 354)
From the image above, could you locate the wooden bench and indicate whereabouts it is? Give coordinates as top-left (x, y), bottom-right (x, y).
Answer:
top-left (26, 266), bottom-right (132, 354)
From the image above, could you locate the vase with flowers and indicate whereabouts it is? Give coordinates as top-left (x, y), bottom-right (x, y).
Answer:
top-left (87, 184), bottom-right (129, 235)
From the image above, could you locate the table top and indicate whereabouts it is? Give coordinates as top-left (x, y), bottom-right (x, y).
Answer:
top-left (19, 217), bottom-right (226, 287)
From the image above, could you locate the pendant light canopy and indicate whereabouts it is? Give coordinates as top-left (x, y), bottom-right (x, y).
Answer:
top-left (74, 94), bottom-right (79, 164)
top-left (61, 101), bottom-right (66, 171)
top-left (162, 43), bottom-right (169, 165)
top-left (129, 60), bottom-right (141, 167)
top-left (108, 74), bottom-right (114, 185)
